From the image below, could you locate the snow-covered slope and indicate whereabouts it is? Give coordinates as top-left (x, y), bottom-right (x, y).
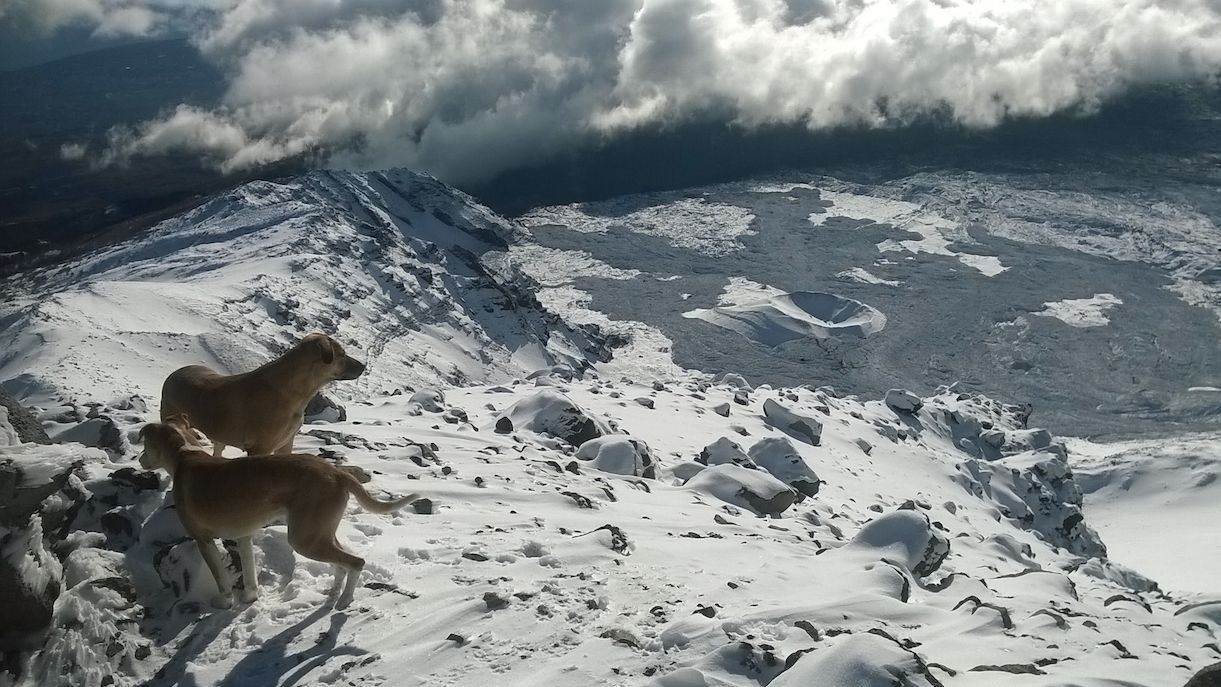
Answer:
top-left (6, 380), bottom-right (1217, 686)
top-left (0, 169), bottom-right (607, 405)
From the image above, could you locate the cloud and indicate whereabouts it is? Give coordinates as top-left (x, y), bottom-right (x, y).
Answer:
top-left (81, 0), bottom-right (1221, 182)
top-left (0, 0), bottom-right (205, 37)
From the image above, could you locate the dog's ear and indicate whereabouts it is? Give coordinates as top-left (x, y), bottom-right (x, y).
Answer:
top-left (315, 335), bottom-right (335, 364)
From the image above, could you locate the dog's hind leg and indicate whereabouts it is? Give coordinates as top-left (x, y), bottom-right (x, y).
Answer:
top-left (287, 498), bottom-right (364, 609)
top-left (236, 536), bottom-right (259, 603)
top-left (195, 537), bottom-right (235, 609)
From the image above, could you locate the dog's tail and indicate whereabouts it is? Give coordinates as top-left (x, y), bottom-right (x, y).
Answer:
top-left (341, 473), bottom-right (420, 514)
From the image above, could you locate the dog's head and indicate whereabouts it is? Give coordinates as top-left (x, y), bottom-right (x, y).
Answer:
top-left (138, 415), bottom-right (197, 472)
top-left (302, 332), bottom-right (367, 381)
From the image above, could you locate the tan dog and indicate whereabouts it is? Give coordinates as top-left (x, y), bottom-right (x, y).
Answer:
top-left (161, 333), bottom-right (366, 456)
top-left (139, 416), bottom-right (418, 610)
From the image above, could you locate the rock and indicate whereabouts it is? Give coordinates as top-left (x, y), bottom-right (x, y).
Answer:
top-left (733, 390), bottom-right (751, 406)
top-left (52, 417), bottom-right (126, 457)
top-left (980, 429), bottom-right (1006, 448)
top-left (855, 438), bottom-right (873, 455)
top-left (0, 515), bottom-right (61, 648)
top-left (718, 373), bottom-right (752, 391)
top-left (483, 591), bottom-right (510, 610)
top-left (494, 417), bottom-right (514, 434)
top-left (1186, 662), bottom-right (1221, 687)
top-left (409, 389), bottom-right (446, 413)
top-left (446, 633), bottom-right (466, 645)
top-left (305, 393), bottom-right (347, 423)
top-left (634, 397), bottom-right (655, 409)
top-left (412, 498), bottom-right (435, 515)
top-left (712, 403), bottom-right (731, 417)
top-left (748, 437), bottom-right (822, 497)
top-left (885, 389), bottom-right (923, 414)
top-left (0, 389), bottom-right (50, 445)
top-left (686, 464), bottom-right (798, 517)
top-left (697, 437), bottom-right (755, 468)
top-left (575, 436), bottom-right (657, 479)
top-left (499, 389), bottom-right (610, 446)
top-left (762, 399), bottom-right (822, 446)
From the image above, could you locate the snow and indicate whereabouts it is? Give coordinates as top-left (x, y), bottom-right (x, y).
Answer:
top-left (1069, 434), bottom-right (1221, 595)
top-left (522, 197), bottom-right (757, 257)
top-left (807, 187), bottom-right (1008, 276)
top-left (1033, 293), bottom-right (1122, 327)
top-left (835, 267), bottom-right (902, 286)
top-left (683, 292), bottom-right (887, 347)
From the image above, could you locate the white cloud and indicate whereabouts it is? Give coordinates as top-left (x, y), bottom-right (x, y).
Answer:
top-left (38, 0), bottom-right (1221, 182)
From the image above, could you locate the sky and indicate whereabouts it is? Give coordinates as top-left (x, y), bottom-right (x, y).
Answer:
top-left (4, 0), bottom-right (1221, 184)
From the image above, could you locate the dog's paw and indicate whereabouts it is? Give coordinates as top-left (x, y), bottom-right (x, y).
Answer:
top-left (238, 588), bottom-right (259, 604)
top-left (334, 593), bottom-right (354, 610)
top-left (212, 595), bottom-right (234, 610)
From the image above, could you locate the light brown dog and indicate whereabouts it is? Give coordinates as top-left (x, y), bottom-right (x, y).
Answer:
top-left (161, 333), bottom-right (366, 456)
top-left (139, 416), bottom-right (417, 609)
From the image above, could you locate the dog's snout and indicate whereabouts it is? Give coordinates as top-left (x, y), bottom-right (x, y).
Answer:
top-left (338, 357), bottom-right (367, 380)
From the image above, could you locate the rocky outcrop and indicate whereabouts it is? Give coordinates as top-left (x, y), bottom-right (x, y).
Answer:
top-left (0, 390), bottom-right (49, 445)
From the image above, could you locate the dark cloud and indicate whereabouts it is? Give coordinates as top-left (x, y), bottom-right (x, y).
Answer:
top-left (22, 0), bottom-right (1221, 183)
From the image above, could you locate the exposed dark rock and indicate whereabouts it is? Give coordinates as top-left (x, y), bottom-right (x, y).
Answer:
top-left (0, 389), bottom-right (50, 444)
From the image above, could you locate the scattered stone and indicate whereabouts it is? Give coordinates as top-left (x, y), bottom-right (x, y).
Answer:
top-left (412, 498), bottom-right (435, 515)
top-left (600, 628), bottom-right (641, 649)
top-left (0, 389), bottom-right (50, 444)
top-left (713, 403), bottom-right (731, 417)
top-left (446, 633), bottom-right (466, 645)
top-left (463, 552), bottom-right (490, 562)
top-left (634, 397), bottom-right (655, 409)
top-left (733, 390), bottom-right (751, 406)
top-left (855, 438), bottom-right (873, 455)
top-left (483, 592), bottom-right (510, 611)
top-left (494, 417), bottom-right (514, 434)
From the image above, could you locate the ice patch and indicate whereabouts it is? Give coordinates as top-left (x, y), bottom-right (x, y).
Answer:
top-left (835, 267), bottom-right (902, 286)
top-left (683, 291), bottom-right (887, 347)
top-left (1033, 293), bottom-right (1122, 327)
top-left (522, 197), bottom-right (756, 256)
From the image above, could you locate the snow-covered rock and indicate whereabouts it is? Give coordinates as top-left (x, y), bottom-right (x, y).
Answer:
top-left (696, 437), bottom-right (754, 468)
top-left (498, 389), bottom-right (610, 446)
top-left (771, 633), bottom-right (942, 687)
top-left (575, 435), bottom-right (657, 479)
top-left (747, 437), bottom-right (822, 497)
top-left (686, 463), bottom-right (797, 516)
top-left (761, 398), bottom-right (823, 446)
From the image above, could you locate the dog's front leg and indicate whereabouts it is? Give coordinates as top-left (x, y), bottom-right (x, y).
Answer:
top-left (212, 441), bottom-right (226, 458)
top-left (196, 537), bottom-right (235, 609)
top-left (237, 537), bottom-right (259, 603)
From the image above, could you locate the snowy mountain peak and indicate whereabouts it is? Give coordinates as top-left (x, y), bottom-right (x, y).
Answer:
top-left (1, 169), bottom-right (609, 405)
